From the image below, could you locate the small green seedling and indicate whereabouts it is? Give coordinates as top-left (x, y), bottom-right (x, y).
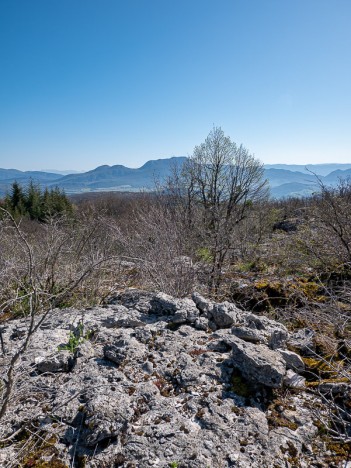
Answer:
top-left (58, 322), bottom-right (92, 354)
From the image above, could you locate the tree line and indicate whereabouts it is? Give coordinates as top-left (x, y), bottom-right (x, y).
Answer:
top-left (2, 180), bottom-right (73, 221)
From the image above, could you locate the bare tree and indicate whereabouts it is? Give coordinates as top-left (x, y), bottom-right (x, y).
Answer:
top-left (167, 126), bottom-right (268, 295)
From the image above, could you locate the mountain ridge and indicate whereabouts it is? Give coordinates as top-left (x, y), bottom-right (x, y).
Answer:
top-left (1, 157), bottom-right (350, 199)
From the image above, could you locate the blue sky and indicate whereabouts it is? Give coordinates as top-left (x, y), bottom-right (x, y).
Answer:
top-left (0, 0), bottom-right (350, 171)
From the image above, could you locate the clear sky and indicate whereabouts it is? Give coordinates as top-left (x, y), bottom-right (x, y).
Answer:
top-left (1, 0), bottom-right (350, 171)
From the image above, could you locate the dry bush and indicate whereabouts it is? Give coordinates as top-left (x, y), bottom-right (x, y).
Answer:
top-left (0, 207), bottom-right (125, 422)
top-left (227, 200), bottom-right (279, 267)
top-left (117, 194), bottom-right (198, 297)
top-left (71, 191), bottom-right (144, 223)
top-left (293, 179), bottom-right (351, 272)
top-left (0, 208), bottom-right (123, 314)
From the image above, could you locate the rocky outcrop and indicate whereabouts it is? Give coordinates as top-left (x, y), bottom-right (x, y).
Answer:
top-left (222, 335), bottom-right (286, 388)
top-left (0, 290), bottom-right (342, 467)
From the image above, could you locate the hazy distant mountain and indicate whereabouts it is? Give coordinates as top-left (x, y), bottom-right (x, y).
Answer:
top-left (270, 182), bottom-right (318, 199)
top-left (323, 168), bottom-right (351, 184)
top-left (41, 169), bottom-right (82, 175)
top-left (0, 169), bottom-right (62, 182)
top-left (264, 164), bottom-right (351, 176)
top-left (1, 158), bottom-right (351, 199)
top-left (46, 157), bottom-right (187, 193)
top-left (263, 168), bottom-right (316, 188)
top-left (0, 168), bottom-right (24, 181)
top-left (0, 169), bottom-right (62, 196)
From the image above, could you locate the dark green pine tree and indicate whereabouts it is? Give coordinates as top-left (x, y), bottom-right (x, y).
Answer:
top-left (41, 187), bottom-right (53, 218)
top-left (4, 181), bottom-right (26, 218)
top-left (3, 181), bottom-right (73, 221)
top-left (26, 180), bottom-right (42, 220)
top-left (48, 186), bottom-right (73, 217)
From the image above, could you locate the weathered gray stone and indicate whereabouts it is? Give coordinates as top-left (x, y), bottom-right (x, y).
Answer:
top-left (103, 335), bottom-right (146, 366)
top-left (35, 350), bottom-right (73, 373)
top-left (84, 390), bottom-right (133, 445)
top-left (278, 349), bottom-right (305, 373)
top-left (184, 303), bottom-right (200, 323)
top-left (150, 292), bottom-right (178, 314)
top-left (134, 327), bottom-right (153, 343)
top-left (142, 361), bottom-right (154, 374)
top-left (173, 309), bottom-right (188, 323)
top-left (269, 329), bottom-right (288, 350)
top-left (114, 313), bottom-right (146, 328)
top-left (0, 290), bottom-right (340, 468)
top-left (239, 313), bottom-right (288, 349)
top-left (231, 326), bottom-right (265, 343)
top-left (75, 340), bottom-right (96, 360)
top-left (211, 302), bottom-right (241, 328)
top-left (194, 317), bottom-right (209, 330)
top-left (223, 335), bottom-right (286, 387)
top-left (110, 289), bottom-right (154, 312)
top-left (284, 369), bottom-right (306, 388)
top-left (172, 303), bottom-right (199, 324)
top-left (191, 292), bottom-right (213, 315)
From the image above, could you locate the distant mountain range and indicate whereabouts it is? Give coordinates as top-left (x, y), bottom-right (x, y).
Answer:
top-left (264, 163), bottom-right (351, 176)
top-left (1, 158), bottom-right (351, 199)
top-left (40, 169), bottom-right (82, 175)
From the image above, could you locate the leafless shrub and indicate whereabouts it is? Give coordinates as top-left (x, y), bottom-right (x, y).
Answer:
top-left (0, 207), bottom-right (123, 423)
top-left (117, 194), bottom-right (198, 297)
top-left (294, 178), bottom-right (351, 272)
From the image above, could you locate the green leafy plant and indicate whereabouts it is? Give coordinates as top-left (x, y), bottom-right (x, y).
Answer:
top-left (169, 462), bottom-right (179, 468)
top-left (58, 331), bottom-right (82, 354)
top-left (58, 322), bottom-right (91, 354)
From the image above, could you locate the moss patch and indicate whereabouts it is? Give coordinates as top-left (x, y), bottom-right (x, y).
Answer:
top-left (302, 357), bottom-right (343, 381)
top-left (21, 434), bottom-right (67, 468)
top-left (306, 377), bottom-right (349, 388)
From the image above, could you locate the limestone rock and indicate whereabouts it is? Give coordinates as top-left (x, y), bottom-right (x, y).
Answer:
top-left (231, 326), bottom-right (265, 343)
top-left (237, 313), bottom-right (288, 349)
top-left (210, 302), bottom-right (241, 328)
top-left (104, 335), bottom-right (146, 366)
top-left (284, 369), bottom-right (306, 388)
top-left (223, 335), bottom-right (286, 388)
top-left (278, 348), bottom-right (305, 373)
top-left (191, 291), bottom-right (213, 315)
top-left (150, 292), bottom-right (179, 314)
top-left (35, 350), bottom-right (73, 373)
top-left (109, 289), bottom-right (154, 313)
top-left (0, 289), bottom-right (339, 467)
top-left (84, 390), bottom-right (133, 446)
top-left (113, 312), bottom-right (146, 328)
top-left (194, 317), bottom-right (209, 330)
top-left (75, 340), bottom-right (96, 360)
